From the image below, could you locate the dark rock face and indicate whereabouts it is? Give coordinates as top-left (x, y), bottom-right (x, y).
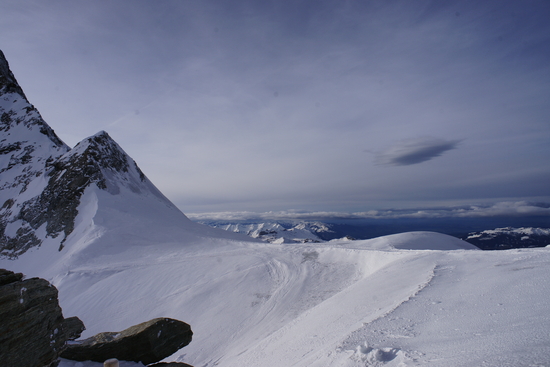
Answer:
top-left (0, 269), bottom-right (84, 367)
top-left (61, 318), bottom-right (193, 365)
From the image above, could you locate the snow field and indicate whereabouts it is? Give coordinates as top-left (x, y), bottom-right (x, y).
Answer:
top-left (3, 185), bottom-right (550, 367)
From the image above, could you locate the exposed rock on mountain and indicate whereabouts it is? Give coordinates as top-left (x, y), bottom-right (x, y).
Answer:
top-left (0, 269), bottom-right (84, 367)
top-left (0, 50), bottom-right (70, 256)
top-left (61, 317), bottom-right (193, 365)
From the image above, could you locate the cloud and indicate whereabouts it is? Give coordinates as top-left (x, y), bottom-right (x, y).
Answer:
top-left (455, 201), bottom-right (550, 218)
top-left (2, 1), bottom-right (549, 213)
top-left (186, 202), bottom-right (550, 221)
top-left (375, 137), bottom-right (460, 166)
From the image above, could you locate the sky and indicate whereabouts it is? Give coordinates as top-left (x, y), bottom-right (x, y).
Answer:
top-left (1, 0), bottom-right (550, 216)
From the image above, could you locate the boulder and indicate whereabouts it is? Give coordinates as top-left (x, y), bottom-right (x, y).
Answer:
top-left (63, 316), bottom-right (86, 341)
top-left (0, 269), bottom-right (85, 367)
top-left (61, 317), bottom-right (193, 365)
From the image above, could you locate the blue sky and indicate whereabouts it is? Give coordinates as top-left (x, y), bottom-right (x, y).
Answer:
top-left (2, 0), bottom-right (549, 215)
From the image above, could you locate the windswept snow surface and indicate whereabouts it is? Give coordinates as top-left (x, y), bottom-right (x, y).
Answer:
top-left (2, 196), bottom-right (550, 366)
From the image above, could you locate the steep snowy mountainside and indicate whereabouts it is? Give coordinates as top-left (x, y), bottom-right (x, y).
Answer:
top-left (463, 227), bottom-right (550, 250)
top-left (15, 130), bottom-right (185, 252)
top-left (0, 49), bottom-right (246, 258)
top-left (1, 50), bottom-right (71, 255)
top-left (0, 50), bottom-right (68, 188)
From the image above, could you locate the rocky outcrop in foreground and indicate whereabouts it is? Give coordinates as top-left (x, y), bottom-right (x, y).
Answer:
top-left (61, 317), bottom-right (193, 365)
top-left (0, 269), bottom-right (194, 366)
top-left (0, 269), bottom-right (85, 367)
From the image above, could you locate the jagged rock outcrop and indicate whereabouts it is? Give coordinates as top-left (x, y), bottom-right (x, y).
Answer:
top-left (61, 317), bottom-right (193, 365)
top-left (0, 269), bottom-right (84, 367)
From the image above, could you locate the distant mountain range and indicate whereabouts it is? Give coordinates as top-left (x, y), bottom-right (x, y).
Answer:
top-left (461, 227), bottom-right (550, 250)
top-left (199, 219), bottom-right (550, 250)
top-left (198, 221), bottom-right (337, 243)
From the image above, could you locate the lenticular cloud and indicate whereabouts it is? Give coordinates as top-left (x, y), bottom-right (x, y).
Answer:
top-left (376, 137), bottom-right (460, 166)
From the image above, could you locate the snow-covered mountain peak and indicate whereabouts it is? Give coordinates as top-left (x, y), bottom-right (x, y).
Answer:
top-left (0, 51), bottom-right (65, 148)
top-left (0, 50), bottom-right (69, 199)
top-left (58, 131), bottom-right (146, 194)
top-left (0, 50), bottom-right (194, 257)
top-left (292, 221), bottom-right (333, 233)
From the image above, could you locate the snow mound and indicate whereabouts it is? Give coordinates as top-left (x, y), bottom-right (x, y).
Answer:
top-left (356, 231), bottom-right (479, 251)
top-left (351, 343), bottom-right (404, 366)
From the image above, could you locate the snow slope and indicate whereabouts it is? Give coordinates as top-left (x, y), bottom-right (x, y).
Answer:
top-left (3, 217), bottom-right (550, 366)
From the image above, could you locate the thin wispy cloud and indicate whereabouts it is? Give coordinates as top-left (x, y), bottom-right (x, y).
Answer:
top-left (375, 137), bottom-right (461, 166)
top-left (187, 202), bottom-right (550, 221)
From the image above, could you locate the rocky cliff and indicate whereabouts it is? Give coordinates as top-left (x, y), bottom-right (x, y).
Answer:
top-left (0, 269), bottom-right (84, 367)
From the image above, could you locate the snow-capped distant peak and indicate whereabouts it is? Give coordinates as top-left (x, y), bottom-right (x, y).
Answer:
top-left (202, 221), bottom-right (333, 243)
top-left (467, 227), bottom-right (550, 238)
top-left (292, 221), bottom-right (333, 233)
top-left (464, 227), bottom-right (550, 250)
